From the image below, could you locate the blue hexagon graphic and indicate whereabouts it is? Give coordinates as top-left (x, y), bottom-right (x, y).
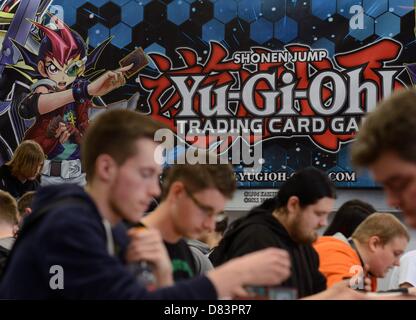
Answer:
top-left (167, 0), bottom-right (190, 25)
top-left (349, 14), bottom-right (374, 41)
top-left (88, 23), bottom-right (110, 48)
top-left (388, 0), bottom-right (414, 17)
top-left (145, 43), bottom-right (167, 69)
top-left (238, 0), bottom-right (261, 22)
top-left (312, 37), bottom-right (335, 57)
top-left (121, 1), bottom-right (144, 27)
top-left (111, 0), bottom-right (130, 6)
top-left (63, 6), bottom-right (77, 26)
top-left (312, 0), bottom-right (336, 20)
top-left (250, 18), bottom-right (273, 44)
top-left (134, 0), bottom-right (151, 5)
top-left (363, 0), bottom-right (388, 18)
top-left (375, 12), bottom-right (400, 37)
top-left (111, 23), bottom-right (132, 48)
top-left (214, 0), bottom-right (237, 23)
top-left (337, 0), bottom-right (363, 18)
top-left (88, 0), bottom-right (109, 7)
top-left (202, 19), bottom-right (225, 42)
top-left (262, 0), bottom-right (285, 22)
top-left (274, 16), bottom-right (298, 43)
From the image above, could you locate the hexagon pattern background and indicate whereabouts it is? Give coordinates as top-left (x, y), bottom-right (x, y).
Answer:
top-left (46, 0), bottom-right (416, 187)
top-left (50, 0), bottom-right (414, 65)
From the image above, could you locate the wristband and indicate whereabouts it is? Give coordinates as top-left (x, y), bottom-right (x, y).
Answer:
top-left (72, 79), bottom-right (91, 104)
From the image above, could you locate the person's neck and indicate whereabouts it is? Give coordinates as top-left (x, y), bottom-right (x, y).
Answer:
top-left (16, 174), bottom-right (27, 183)
top-left (273, 209), bottom-right (292, 235)
top-left (0, 224), bottom-right (14, 239)
top-left (352, 238), bottom-right (370, 267)
top-left (142, 202), bottom-right (181, 243)
top-left (85, 182), bottom-right (120, 226)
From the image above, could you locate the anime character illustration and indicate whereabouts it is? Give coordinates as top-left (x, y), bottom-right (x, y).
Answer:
top-left (12, 17), bottom-right (132, 186)
top-left (0, 0), bottom-right (51, 164)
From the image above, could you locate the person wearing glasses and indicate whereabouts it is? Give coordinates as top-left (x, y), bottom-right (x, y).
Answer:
top-left (0, 110), bottom-right (292, 299)
top-left (139, 160), bottom-right (251, 281)
top-left (14, 17), bottom-right (131, 186)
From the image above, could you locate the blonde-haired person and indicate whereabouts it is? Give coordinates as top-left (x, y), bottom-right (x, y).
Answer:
top-left (313, 213), bottom-right (409, 292)
top-left (0, 140), bottom-right (45, 198)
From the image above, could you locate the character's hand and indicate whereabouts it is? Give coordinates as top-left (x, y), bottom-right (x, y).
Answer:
top-left (67, 124), bottom-right (83, 144)
top-left (46, 115), bottom-right (63, 138)
top-left (87, 64), bottom-right (133, 97)
top-left (54, 122), bottom-right (71, 144)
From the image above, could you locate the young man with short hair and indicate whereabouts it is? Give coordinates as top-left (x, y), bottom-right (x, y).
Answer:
top-left (314, 213), bottom-right (409, 291)
top-left (140, 160), bottom-right (236, 281)
top-left (0, 109), bottom-right (291, 299)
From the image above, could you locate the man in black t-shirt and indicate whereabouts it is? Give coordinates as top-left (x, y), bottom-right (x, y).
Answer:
top-left (141, 159), bottom-right (236, 282)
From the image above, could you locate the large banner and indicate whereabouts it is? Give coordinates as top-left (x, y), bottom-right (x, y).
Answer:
top-left (1, 0), bottom-right (415, 188)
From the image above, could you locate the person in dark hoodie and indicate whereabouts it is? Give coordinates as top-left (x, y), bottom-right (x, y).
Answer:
top-left (210, 167), bottom-right (336, 298)
top-left (0, 109), bottom-right (291, 299)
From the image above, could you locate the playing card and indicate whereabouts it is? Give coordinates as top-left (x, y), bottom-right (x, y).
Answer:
top-left (119, 47), bottom-right (149, 78)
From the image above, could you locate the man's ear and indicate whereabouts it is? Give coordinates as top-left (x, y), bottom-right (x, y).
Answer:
top-left (38, 61), bottom-right (48, 78)
top-left (167, 181), bottom-right (185, 201)
top-left (368, 236), bottom-right (382, 252)
top-left (286, 196), bottom-right (300, 215)
top-left (95, 154), bottom-right (117, 182)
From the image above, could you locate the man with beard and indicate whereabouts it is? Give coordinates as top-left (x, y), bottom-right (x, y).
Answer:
top-left (210, 167), bottom-right (335, 298)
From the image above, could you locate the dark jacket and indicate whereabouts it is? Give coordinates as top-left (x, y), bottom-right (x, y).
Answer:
top-left (0, 164), bottom-right (39, 198)
top-left (0, 184), bottom-right (217, 299)
top-left (210, 200), bottom-right (326, 298)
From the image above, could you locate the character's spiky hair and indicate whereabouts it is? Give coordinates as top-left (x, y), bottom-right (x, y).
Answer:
top-left (11, 18), bottom-right (111, 79)
top-left (32, 19), bottom-right (83, 66)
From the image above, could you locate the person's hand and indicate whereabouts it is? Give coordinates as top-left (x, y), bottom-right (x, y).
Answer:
top-left (207, 248), bottom-right (291, 299)
top-left (408, 287), bottom-right (416, 296)
top-left (304, 280), bottom-right (368, 300)
top-left (345, 264), bottom-right (372, 291)
top-left (234, 247), bottom-right (291, 286)
top-left (126, 228), bottom-right (173, 287)
top-left (362, 264), bottom-right (372, 292)
top-left (87, 64), bottom-right (133, 97)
